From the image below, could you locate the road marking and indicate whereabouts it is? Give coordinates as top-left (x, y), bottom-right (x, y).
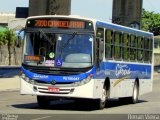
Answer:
top-left (32, 116), bottom-right (52, 120)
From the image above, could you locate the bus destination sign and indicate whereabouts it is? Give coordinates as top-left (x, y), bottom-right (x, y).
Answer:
top-left (35, 20), bottom-right (84, 28)
top-left (27, 19), bottom-right (89, 29)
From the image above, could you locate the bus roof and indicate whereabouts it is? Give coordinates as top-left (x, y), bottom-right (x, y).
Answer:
top-left (26, 15), bottom-right (96, 22)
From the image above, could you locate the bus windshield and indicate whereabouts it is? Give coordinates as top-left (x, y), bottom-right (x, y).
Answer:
top-left (23, 31), bottom-right (93, 68)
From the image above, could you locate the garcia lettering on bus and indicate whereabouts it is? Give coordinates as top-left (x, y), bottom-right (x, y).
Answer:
top-left (115, 64), bottom-right (131, 78)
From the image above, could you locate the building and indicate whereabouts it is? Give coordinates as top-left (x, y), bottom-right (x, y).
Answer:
top-left (29, 0), bottom-right (71, 16)
top-left (112, 0), bottom-right (143, 29)
top-left (0, 13), bottom-right (25, 32)
top-left (154, 36), bottom-right (160, 66)
top-left (0, 13), bottom-right (15, 31)
top-left (8, 19), bottom-right (25, 31)
top-left (0, 13), bottom-right (15, 26)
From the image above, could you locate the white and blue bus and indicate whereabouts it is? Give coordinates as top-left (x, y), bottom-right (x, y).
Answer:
top-left (20, 15), bottom-right (154, 109)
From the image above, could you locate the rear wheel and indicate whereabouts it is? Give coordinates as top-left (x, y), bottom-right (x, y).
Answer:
top-left (129, 81), bottom-right (139, 104)
top-left (37, 96), bottom-right (50, 108)
top-left (119, 81), bottom-right (139, 104)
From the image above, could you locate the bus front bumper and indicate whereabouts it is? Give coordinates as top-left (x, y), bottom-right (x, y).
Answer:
top-left (20, 78), bottom-right (104, 99)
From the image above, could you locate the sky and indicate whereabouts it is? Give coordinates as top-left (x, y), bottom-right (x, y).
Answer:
top-left (0, 0), bottom-right (160, 22)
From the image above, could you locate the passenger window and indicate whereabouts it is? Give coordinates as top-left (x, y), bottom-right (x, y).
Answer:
top-left (122, 33), bottom-right (129, 60)
top-left (149, 40), bottom-right (153, 50)
top-left (144, 51), bottom-right (149, 62)
top-left (144, 38), bottom-right (149, 50)
top-left (130, 49), bottom-right (136, 61)
top-left (130, 35), bottom-right (136, 48)
top-left (123, 33), bottom-right (129, 46)
top-left (114, 32), bottom-right (121, 59)
top-left (105, 30), bottom-right (114, 59)
top-left (115, 46), bottom-right (121, 59)
top-left (115, 32), bottom-right (121, 45)
top-left (137, 37), bottom-right (142, 48)
top-left (97, 28), bottom-right (104, 39)
top-left (123, 47), bottom-right (129, 60)
top-left (137, 50), bottom-right (143, 61)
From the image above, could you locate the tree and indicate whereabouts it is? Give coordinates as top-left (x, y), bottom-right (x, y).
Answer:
top-left (0, 31), bottom-right (9, 63)
top-left (0, 32), bottom-right (8, 45)
top-left (4, 28), bottom-right (18, 65)
top-left (142, 9), bottom-right (160, 36)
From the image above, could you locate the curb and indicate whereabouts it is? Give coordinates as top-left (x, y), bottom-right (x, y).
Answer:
top-left (0, 66), bottom-right (20, 69)
top-left (0, 88), bottom-right (19, 92)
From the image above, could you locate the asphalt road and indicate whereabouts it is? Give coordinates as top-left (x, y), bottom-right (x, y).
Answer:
top-left (0, 73), bottom-right (159, 120)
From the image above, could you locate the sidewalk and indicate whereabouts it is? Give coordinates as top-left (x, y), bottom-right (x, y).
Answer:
top-left (0, 76), bottom-right (20, 91)
top-left (0, 68), bottom-right (20, 91)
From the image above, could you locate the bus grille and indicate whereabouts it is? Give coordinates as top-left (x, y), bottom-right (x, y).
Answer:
top-left (38, 87), bottom-right (74, 94)
top-left (34, 80), bottom-right (74, 87)
top-left (30, 69), bottom-right (79, 76)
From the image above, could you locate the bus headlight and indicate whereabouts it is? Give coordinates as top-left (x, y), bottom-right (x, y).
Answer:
top-left (21, 73), bottom-right (30, 82)
top-left (30, 80), bottom-right (35, 84)
top-left (25, 77), bottom-right (30, 83)
top-left (21, 73), bottom-right (26, 79)
top-left (20, 72), bottom-right (34, 84)
top-left (72, 74), bottom-right (93, 87)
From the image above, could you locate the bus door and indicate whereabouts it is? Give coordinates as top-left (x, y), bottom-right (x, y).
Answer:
top-left (96, 28), bottom-right (104, 69)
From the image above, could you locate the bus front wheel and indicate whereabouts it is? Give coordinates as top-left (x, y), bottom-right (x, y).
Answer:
top-left (96, 85), bottom-right (109, 109)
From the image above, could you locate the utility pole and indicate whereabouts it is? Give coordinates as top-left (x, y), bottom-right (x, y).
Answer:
top-left (29, 0), bottom-right (71, 16)
top-left (112, 0), bottom-right (143, 29)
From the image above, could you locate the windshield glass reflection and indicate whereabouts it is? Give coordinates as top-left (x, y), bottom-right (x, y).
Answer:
top-left (23, 32), bottom-right (93, 68)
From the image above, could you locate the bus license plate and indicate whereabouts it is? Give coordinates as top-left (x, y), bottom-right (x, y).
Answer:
top-left (48, 87), bottom-right (60, 92)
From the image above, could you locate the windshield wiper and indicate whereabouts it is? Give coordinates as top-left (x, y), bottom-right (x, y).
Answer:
top-left (38, 29), bottom-right (54, 46)
top-left (60, 32), bottom-right (77, 58)
top-left (61, 32), bottom-right (77, 50)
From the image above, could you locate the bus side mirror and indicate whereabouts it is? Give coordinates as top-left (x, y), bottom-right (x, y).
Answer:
top-left (16, 28), bottom-right (25, 48)
top-left (17, 36), bottom-right (22, 48)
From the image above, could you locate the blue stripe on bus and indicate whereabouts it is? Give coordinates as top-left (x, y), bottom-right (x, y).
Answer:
top-left (22, 61), bottom-right (151, 83)
top-left (21, 67), bottom-right (95, 83)
top-left (93, 62), bottom-right (151, 79)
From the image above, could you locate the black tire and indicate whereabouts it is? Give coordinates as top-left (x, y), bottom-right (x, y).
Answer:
top-left (96, 85), bottom-right (109, 109)
top-left (119, 81), bottom-right (139, 104)
top-left (37, 96), bottom-right (50, 108)
top-left (129, 81), bottom-right (139, 104)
